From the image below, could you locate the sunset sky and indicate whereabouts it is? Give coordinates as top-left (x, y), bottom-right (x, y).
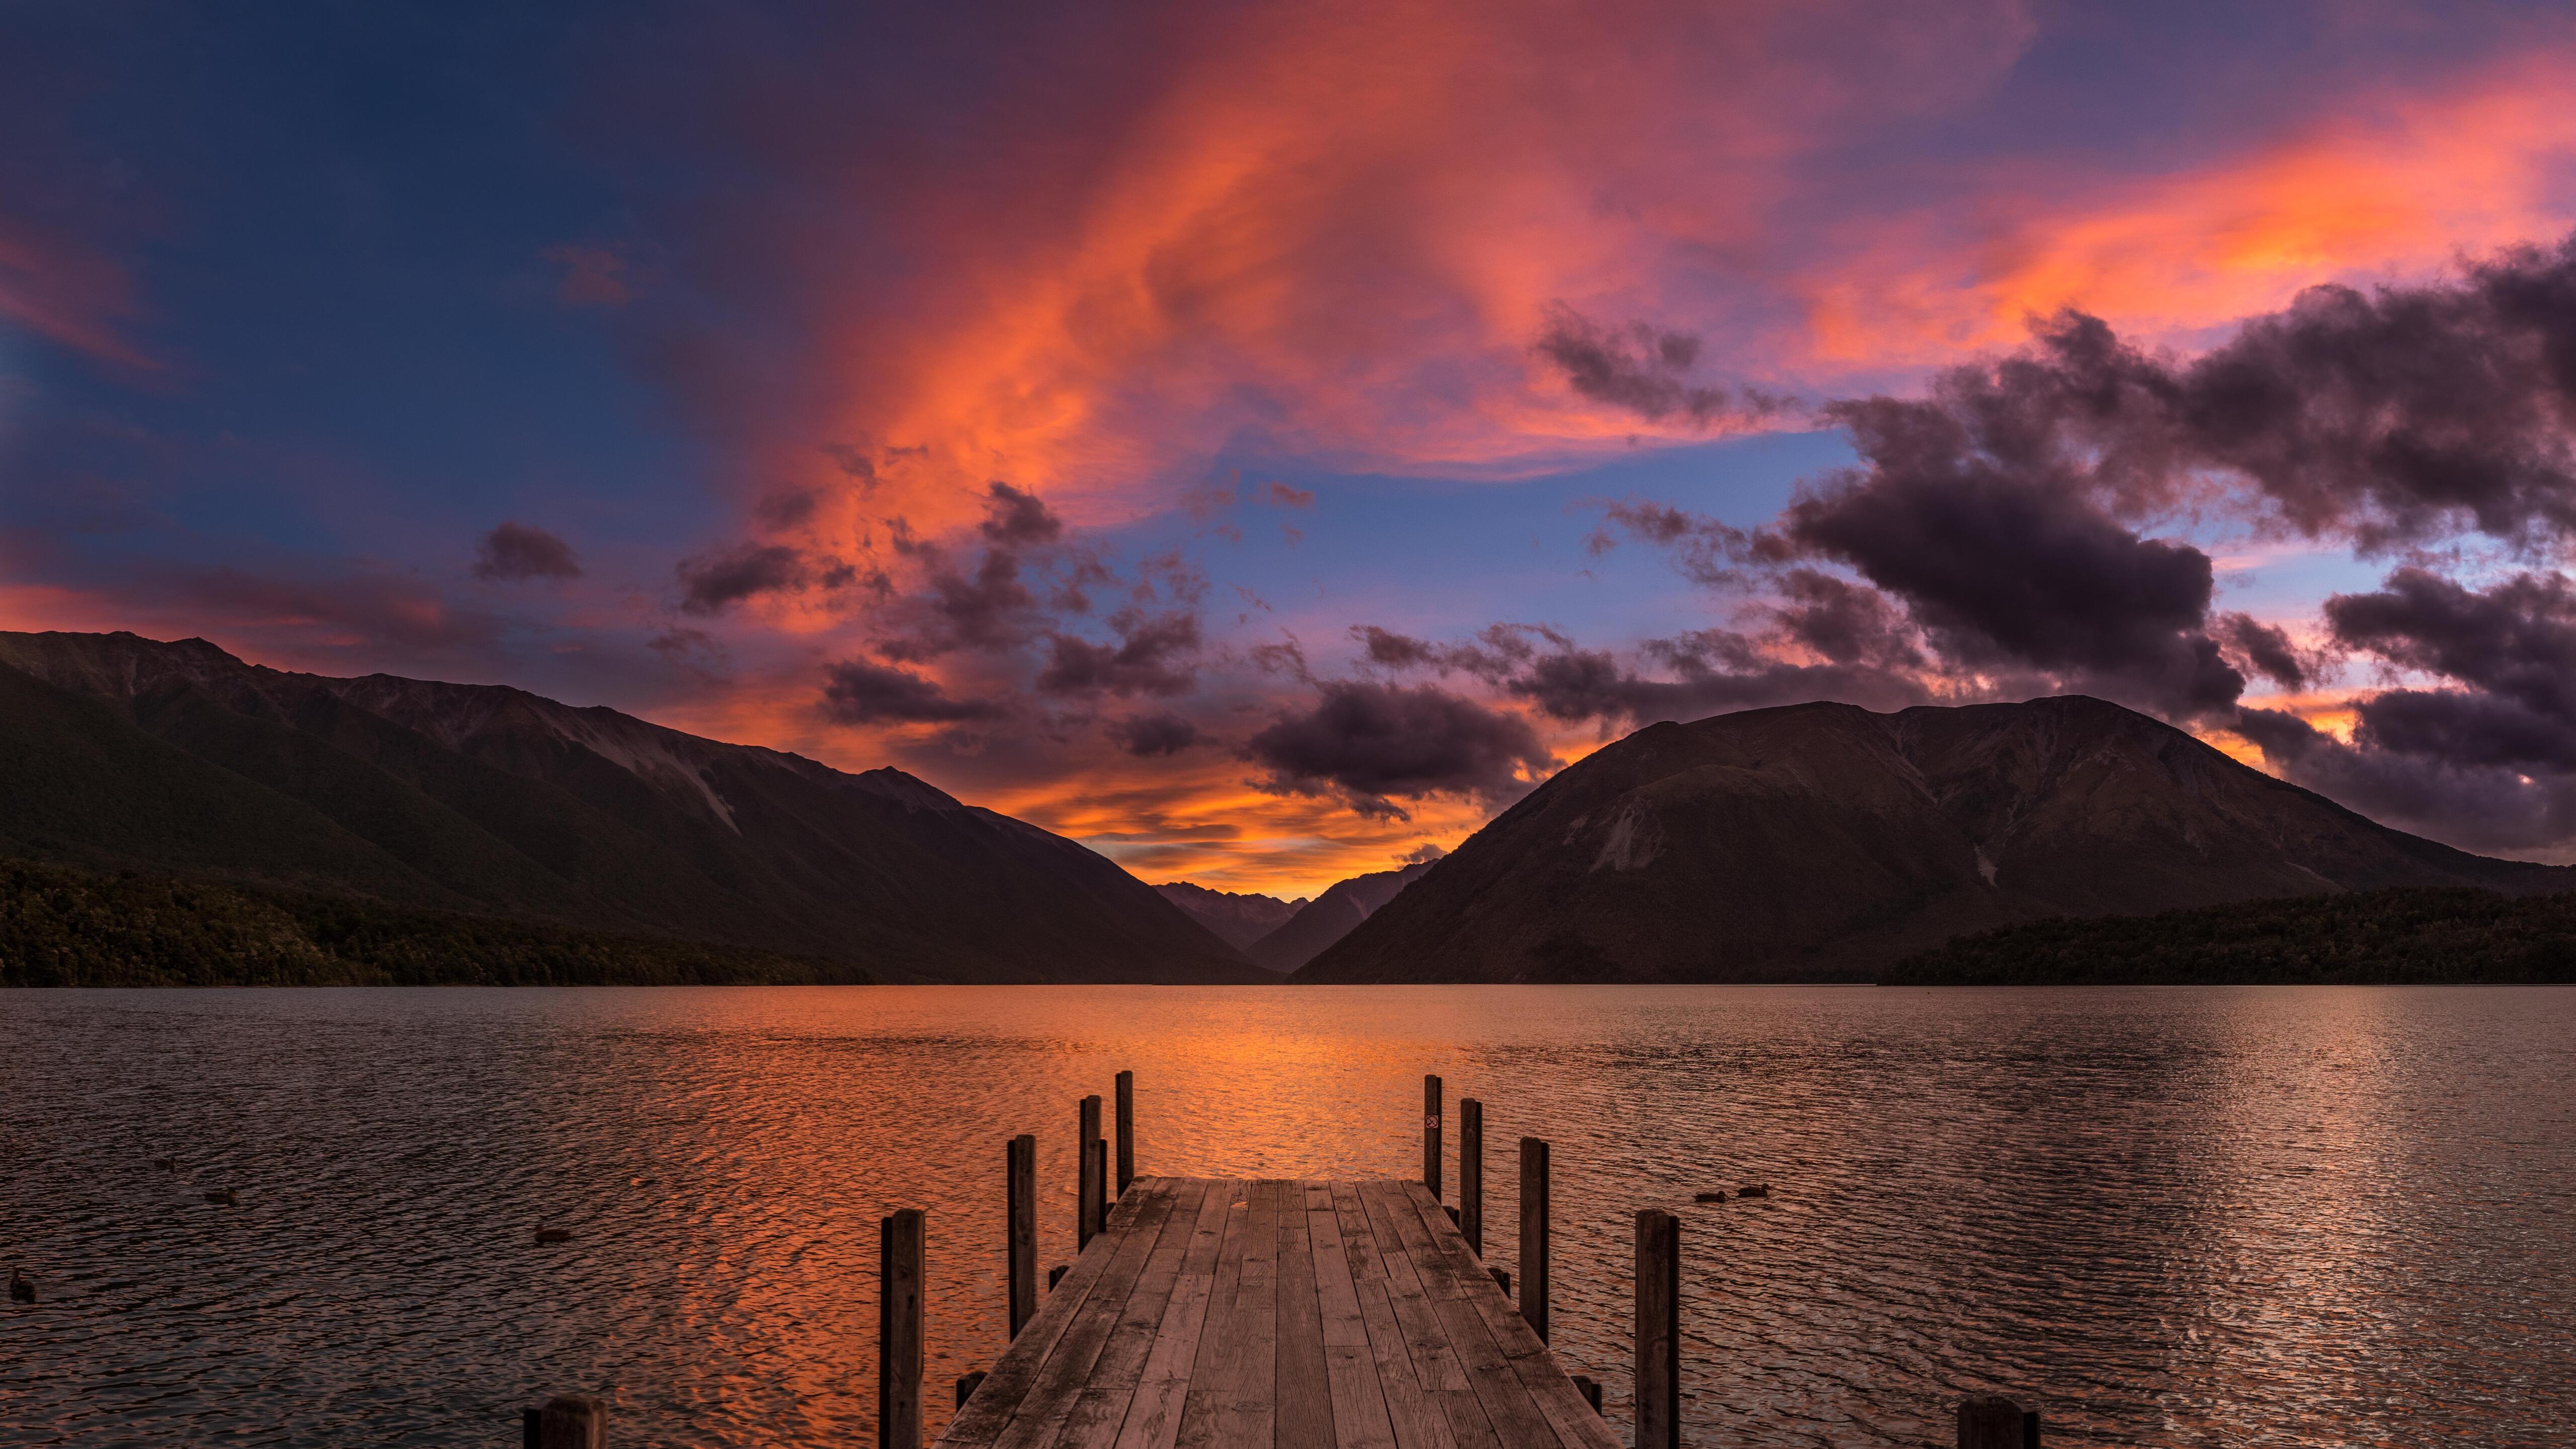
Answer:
top-left (10, 1), bottom-right (2576, 896)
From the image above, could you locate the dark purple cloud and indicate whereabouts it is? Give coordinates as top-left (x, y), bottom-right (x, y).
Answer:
top-left (1107, 711), bottom-right (1198, 757)
top-left (472, 522), bottom-right (582, 583)
top-left (979, 481), bottom-right (1063, 546)
top-left (1242, 680), bottom-right (1554, 820)
top-left (820, 658), bottom-right (1005, 724)
top-left (677, 542), bottom-right (828, 614)
top-left (1535, 304), bottom-right (1787, 429)
top-left (1037, 607), bottom-right (1201, 698)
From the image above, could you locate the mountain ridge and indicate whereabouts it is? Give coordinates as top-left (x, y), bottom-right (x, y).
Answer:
top-left (0, 630), bottom-right (1261, 984)
top-left (1295, 695), bottom-right (2576, 983)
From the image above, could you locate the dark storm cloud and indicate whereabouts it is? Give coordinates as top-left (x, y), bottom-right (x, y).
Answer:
top-left (819, 658), bottom-right (1006, 724)
top-left (2320, 568), bottom-right (2576, 771)
top-left (472, 522), bottom-right (582, 583)
top-left (2234, 707), bottom-right (2576, 854)
top-left (1353, 615), bottom-right (1928, 728)
top-left (979, 481), bottom-right (1064, 546)
top-left (1107, 711), bottom-right (1199, 757)
top-left (1036, 607), bottom-right (1201, 698)
top-left (677, 542), bottom-right (819, 614)
top-left (2213, 612), bottom-right (2312, 691)
top-left (1769, 568), bottom-right (1925, 670)
top-left (1242, 680), bottom-right (1555, 820)
top-left (1781, 425), bottom-right (2245, 714)
top-left (1534, 303), bottom-right (1787, 429)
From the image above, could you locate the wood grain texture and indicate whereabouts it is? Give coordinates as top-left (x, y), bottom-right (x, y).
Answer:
top-left (934, 1180), bottom-right (1598, 1449)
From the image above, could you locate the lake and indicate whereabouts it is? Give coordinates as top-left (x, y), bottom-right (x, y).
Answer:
top-left (3, 985), bottom-right (2571, 1447)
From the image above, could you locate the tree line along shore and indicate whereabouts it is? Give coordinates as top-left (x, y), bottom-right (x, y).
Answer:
top-left (6, 854), bottom-right (2572, 987)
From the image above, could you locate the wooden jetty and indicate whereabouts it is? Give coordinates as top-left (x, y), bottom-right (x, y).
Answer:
top-left (523, 1072), bottom-right (2045, 1449)
top-left (941, 1177), bottom-right (1614, 1449)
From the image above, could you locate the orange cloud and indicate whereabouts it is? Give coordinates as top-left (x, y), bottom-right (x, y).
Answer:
top-left (1804, 48), bottom-right (2576, 364)
top-left (751, 0), bottom-right (2038, 553)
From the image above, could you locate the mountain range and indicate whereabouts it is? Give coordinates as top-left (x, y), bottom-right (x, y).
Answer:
top-left (10, 632), bottom-right (2569, 988)
top-left (1295, 695), bottom-right (2576, 983)
top-left (0, 630), bottom-right (1259, 983)
top-left (1152, 882), bottom-right (1306, 952)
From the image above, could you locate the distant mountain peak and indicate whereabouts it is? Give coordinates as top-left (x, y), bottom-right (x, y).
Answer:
top-left (1294, 694), bottom-right (2575, 984)
top-left (0, 628), bottom-right (1258, 984)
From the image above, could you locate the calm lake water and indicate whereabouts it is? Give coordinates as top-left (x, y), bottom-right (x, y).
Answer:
top-left (3, 986), bottom-right (2571, 1447)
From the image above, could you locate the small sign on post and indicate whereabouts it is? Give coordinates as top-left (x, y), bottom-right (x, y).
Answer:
top-left (1422, 1075), bottom-right (1443, 1199)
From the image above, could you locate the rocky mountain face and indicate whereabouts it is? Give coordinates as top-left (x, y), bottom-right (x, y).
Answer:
top-left (1248, 861), bottom-right (1432, 973)
top-left (1293, 696), bottom-right (2576, 984)
top-left (1153, 882), bottom-right (1307, 952)
top-left (0, 630), bottom-right (1261, 983)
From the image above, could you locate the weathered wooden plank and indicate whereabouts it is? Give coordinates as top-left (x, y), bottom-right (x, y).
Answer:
top-left (1179, 1174), bottom-right (1235, 1276)
top-left (1108, 1379), bottom-right (1188, 1449)
top-left (1327, 1342), bottom-right (1402, 1449)
top-left (1089, 1179), bottom-right (1206, 1391)
top-left (992, 1184), bottom-right (1183, 1449)
top-left (1278, 1184), bottom-right (1336, 1449)
top-left (1396, 1186), bottom-right (1550, 1365)
top-left (1424, 1291), bottom-right (1562, 1449)
top-left (1212, 1181), bottom-right (1282, 1449)
top-left (1329, 1180), bottom-right (1385, 1285)
top-left (1353, 1277), bottom-right (1456, 1449)
top-left (943, 1199), bottom-right (1130, 1447)
top-left (1170, 1184), bottom-right (1254, 1449)
top-left (1430, 1389), bottom-right (1504, 1449)
top-left (1053, 1386), bottom-right (1133, 1449)
top-left (1501, 1350), bottom-right (1623, 1449)
top-left (1357, 1182), bottom-right (1470, 1393)
top-left (1311, 1200), bottom-right (1370, 1349)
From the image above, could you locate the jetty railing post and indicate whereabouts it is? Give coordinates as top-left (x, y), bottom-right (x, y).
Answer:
top-left (879, 1209), bottom-right (925, 1449)
top-left (1423, 1075), bottom-right (1443, 1199)
top-left (1114, 1070), bottom-right (1135, 1196)
top-left (1089, 1139), bottom-right (1109, 1228)
top-left (1519, 1137), bottom-right (1550, 1341)
top-left (1635, 1208), bottom-right (1679, 1449)
top-left (1078, 1095), bottom-right (1103, 1249)
top-left (1007, 1134), bottom-right (1036, 1338)
top-left (1958, 1396), bottom-right (2036, 1448)
top-left (524, 1396), bottom-right (606, 1449)
top-left (1459, 1098), bottom-right (1484, 1257)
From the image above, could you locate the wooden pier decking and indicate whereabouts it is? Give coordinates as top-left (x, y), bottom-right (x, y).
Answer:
top-left (939, 1178), bottom-right (1619, 1449)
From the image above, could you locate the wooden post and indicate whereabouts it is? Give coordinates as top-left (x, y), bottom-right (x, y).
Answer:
top-left (1089, 1139), bottom-right (1109, 1231)
top-left (1519, 1137), bottom-right (1550, 1342)
top-left (2026, 1409), bottom-right (2042, 1448)
top-left (1082, 1129), bottom-right (1102, 1243)
top-left (1114, 1070), bottom-right (1135, 1196)
top-left (1488, 1265), bottom-right (1511, 1297)
top-left (1459, 1097), bottom-right (1484, 1257)
top-left (880, 1209), bottom-right (925, 1449)
top-left (1635, 1209), bottom-right (1679, 1449)
top-left (524, 1396), bottom-right (606, 1449)
top-left (1958, 1396), bottom-right (2028, 1449)
top-left (1423, 1075), bottom-right (1443, 1199)
top-left (1570, 1375), bottom-right (1602, 1415)
top-left (1078, 1095), bottom-right (1103, 1249)
top-left (1007, 1134), bottom-right (1036, 1338)
top-left (1048, 1264), bottom-right (1068, 1290)
top-left (955, 1371), bottom-right (988, 1409)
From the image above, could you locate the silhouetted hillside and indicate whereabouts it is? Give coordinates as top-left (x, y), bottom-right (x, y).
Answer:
top-left (0, 857), bottom-right (872, 987)
top-left (1884, 887), bottom-right (2576, 984)
top-left (1298, 696), bottom-right (2576, 983)
top-left (0, 630), bottom-right (1260, 984)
